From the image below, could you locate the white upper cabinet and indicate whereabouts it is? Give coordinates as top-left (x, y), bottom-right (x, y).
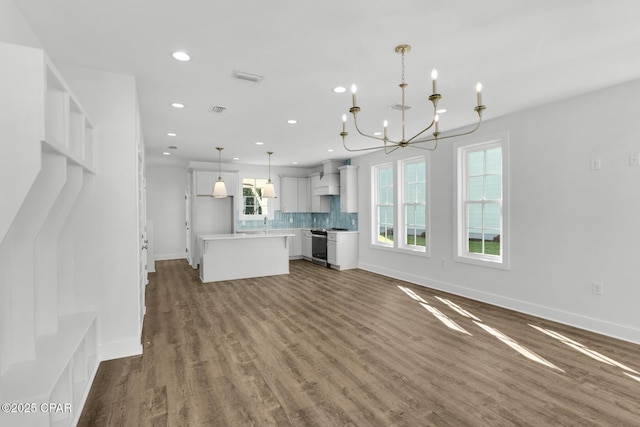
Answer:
top-left (280, 176), bottom-right (311, 213)
top-left (339, 165), bottom-right (358, 213)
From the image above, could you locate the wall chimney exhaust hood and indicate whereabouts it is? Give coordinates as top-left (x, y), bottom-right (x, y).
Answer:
top-left (313, 160), bottom-right (342, 196)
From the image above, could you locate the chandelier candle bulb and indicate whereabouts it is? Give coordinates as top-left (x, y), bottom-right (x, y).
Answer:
top-left (342, 114), bottom-right (347, 132)
top-left (431, 69), bottom-right (438, 94)
top-left (476, 82), bottom-right (483, 106)
top-left (383, 120), bottom-right (388, 139)
top-left (435, 114), bottom-right (439, 134)
top-left (351, 84), bottom-right (357, 107)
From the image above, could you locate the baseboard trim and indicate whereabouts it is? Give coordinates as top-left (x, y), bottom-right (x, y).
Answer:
top-left (358, 262), bottom-right (640, 345)
top-left (155, 253), bottom-right (187, 261)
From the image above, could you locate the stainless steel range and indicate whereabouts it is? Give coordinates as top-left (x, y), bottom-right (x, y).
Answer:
top-left (310, 229), bottom-right (328, 266)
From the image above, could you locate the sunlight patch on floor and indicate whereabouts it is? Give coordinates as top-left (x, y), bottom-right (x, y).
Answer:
top-left (529, 324), bottom-right (639, 375)
top-left (420, 303), bottom-right (471, 335)
top-left (434, 296), bottom-right (483, 322)
top-left (397, 285), bottom-right (427, 303)
top-left (475, 322), bottom-right (564, 372)
top-left (623, 372), bottom-right (640, 382)
top-left (396, 286), bottom-right (565, 372)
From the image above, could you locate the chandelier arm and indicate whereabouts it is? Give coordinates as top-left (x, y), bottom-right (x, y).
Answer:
top-left (406, 139), bottom-right (439, 151)
top-left (410, 113), bottom-right (483, 145)
top-left (404, 118), bottom-right (437, 144)
top-left (351, 112), bottom-right (392, 143)
top-left (385, 145), bottom-right (402, 154)
top-left (341, 135), bottom-right (400, 152)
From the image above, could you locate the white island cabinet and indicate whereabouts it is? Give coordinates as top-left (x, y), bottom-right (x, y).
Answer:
top-left (198, 233), bottom-right (294, 282)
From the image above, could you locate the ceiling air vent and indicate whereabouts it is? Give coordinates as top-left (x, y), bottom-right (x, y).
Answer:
top-left (233, 70), bottom-right (264, 83)
top-left (209, 105), bottom-right (227, 114)
top-left (388, 104), bottom-right (413, 111)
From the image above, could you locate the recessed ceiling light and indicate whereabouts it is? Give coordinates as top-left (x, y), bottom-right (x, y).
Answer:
top-left (328, 149), bottom-right (334, 152)
top-left (333, 86), bottom-right (347, 94)
top-left (287, 119), bottom-right (297, 124)
top-left (172, 51), bottom-right (191, 62)
top-left (162, 152), bottom-right (171, 156)
top-left (292, 161), bottom-right (298, 165)
top-left (234, 70), bottom-right (264, 83)
top-left (255, 141), bottom-right (264, 145)
top-left (373, 131), bottom-right (382, 136)
top-left (171, 102), bottom-right (185, 108)
top-left (166, 132), bottom-right (177, 136)
top-left (436, 108), bottom-right (447, 114)
top-left (233, 157), bottom-right (240, 161)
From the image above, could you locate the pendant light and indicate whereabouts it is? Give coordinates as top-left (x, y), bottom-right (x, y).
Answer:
top-left (212, 147), bottom-right (228, 198)
top-left (262, 151), bottom-right (277, 199)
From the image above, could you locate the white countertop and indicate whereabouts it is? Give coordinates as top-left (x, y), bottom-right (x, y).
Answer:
top-left (199, 233), bottom-right (294, 241)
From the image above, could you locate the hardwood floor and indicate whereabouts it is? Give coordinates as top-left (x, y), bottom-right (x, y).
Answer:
top-left (79, 259), bottom-right (640, 426)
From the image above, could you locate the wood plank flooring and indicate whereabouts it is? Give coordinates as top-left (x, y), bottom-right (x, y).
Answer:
top-left (79, 260), bottom-right (640, 426)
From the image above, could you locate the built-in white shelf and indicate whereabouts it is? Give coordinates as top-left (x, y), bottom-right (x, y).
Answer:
top-left (0, 312), bottom-right (98, 426)
top-left (44, 57), bottom-right (96, 173)
top-left (0, 41), bottom-right (101, 427)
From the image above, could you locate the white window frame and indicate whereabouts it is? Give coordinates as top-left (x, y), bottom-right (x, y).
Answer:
top-left (371, 163), bottom-right (394, 248)
top-left (455, 133), bottom-right (510, 269)
top-left (399, 156), bottom-right (429, 255)
top-left (240, 177), bottom-right (273, 221)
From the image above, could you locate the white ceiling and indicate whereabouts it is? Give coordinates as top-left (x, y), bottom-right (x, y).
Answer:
top-left (14, 0), bottom-right (640, 168)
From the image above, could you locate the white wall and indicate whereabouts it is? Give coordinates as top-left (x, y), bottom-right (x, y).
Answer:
top-left (354, 78), bottom-right (640, 344)
top-left (0, 0), bottom-right (41, 48)
top-left (146, 165), bottom-right (188, 260)
top-left (57, 63), bottom-right (142, 359)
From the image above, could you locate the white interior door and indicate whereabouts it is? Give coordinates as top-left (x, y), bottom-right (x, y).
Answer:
top-left (185, 188), bottom-right (192, 266)
top-left (137, 152), bottom-right (147, 334)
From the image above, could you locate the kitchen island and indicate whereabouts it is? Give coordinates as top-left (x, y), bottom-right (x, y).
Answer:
top-left (198, 233), bottom-right (294, 283)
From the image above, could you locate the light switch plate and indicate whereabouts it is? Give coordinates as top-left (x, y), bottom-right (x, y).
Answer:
top-left (629, 153), bottom-right (640, 167)
top-left (590, 158), bottom-right (601, 171)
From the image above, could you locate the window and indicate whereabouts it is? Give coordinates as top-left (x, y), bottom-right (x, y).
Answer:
top-left (456, 135), bottom-right (509, 268)
top-left (371, 157), bottom-right (429, 254)
top-left (400, 157), bottom-right (427, 252)
top-left (372, 164), bottom-right (394, 246)
top-left (242, 178), bottom-right (270, 218)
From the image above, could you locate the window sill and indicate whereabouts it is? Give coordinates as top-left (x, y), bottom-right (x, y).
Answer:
top-left (454, 253), bottom-right (509, 270)
top-left (370, 243), bottom-right (429, 258)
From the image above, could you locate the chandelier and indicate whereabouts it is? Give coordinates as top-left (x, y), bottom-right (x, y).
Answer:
top-left (340, 44), bottom-right (486, 153)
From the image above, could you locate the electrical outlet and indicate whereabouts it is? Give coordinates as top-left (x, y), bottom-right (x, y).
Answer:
top-left (590, 158), bottom-right (601, 171)
top-left (592, 282), bottom-right (603, 296)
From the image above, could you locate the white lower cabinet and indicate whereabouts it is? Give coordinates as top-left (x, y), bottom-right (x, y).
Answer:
top-left (302, 229), bottom-right (312, 259)
top-left (291, 229), bottom-right (303, 259)
top-left (326, 231), bottom-right (358, 270)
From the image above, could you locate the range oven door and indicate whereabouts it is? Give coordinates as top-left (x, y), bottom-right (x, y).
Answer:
top-left (311, 231), bottom-right (327, 266)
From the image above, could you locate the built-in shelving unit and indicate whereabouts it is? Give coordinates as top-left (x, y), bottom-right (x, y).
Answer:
top-left (44, 59), bottom-right (96, 172)
top-left (0, 42), bottom-right (99, 427)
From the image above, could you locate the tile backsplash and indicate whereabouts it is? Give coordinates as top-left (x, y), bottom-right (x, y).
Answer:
top-left (237, 195), bottom-right (358, 231)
